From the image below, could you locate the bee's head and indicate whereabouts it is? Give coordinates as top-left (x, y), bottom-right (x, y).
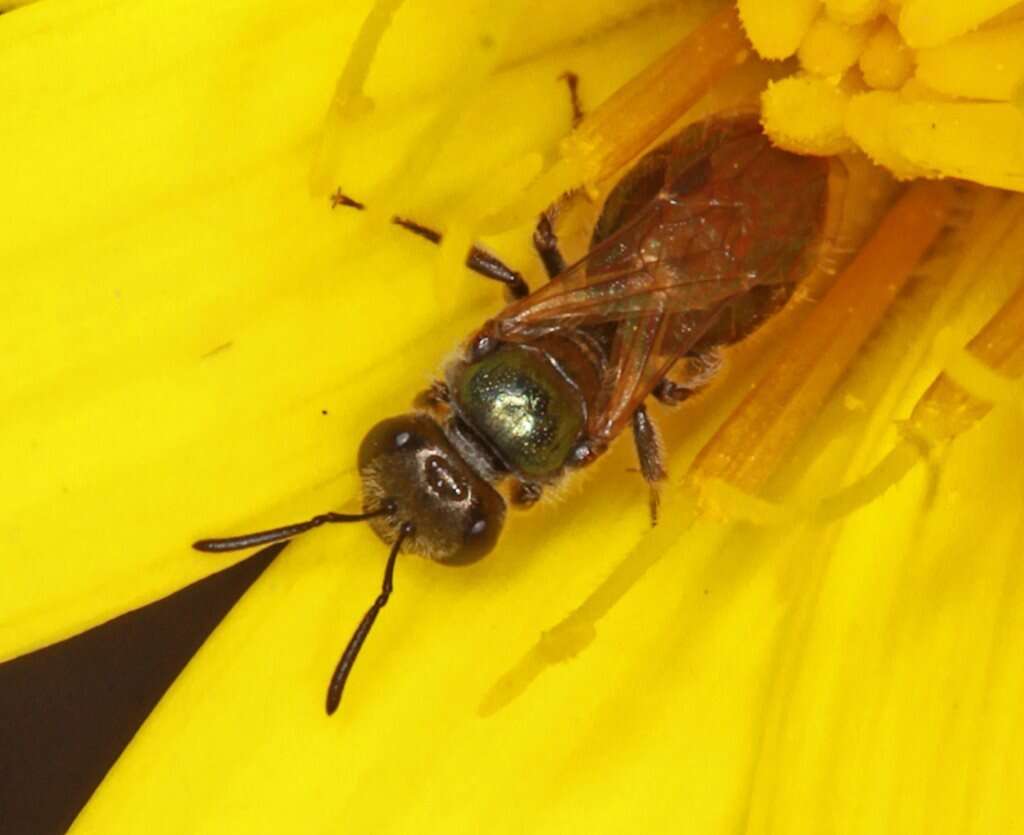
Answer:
top-left (191, 412), bottom-right (507, 715)
top-left (358, 414), bottom-right (505, 565)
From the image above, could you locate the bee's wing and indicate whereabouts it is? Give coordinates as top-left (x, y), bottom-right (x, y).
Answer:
top-left (490, 202), bottom-right (780, 439)
top-left (493, 205), bottom-right (764, 335)
top-left (488, 115), bottom-right (834, 440)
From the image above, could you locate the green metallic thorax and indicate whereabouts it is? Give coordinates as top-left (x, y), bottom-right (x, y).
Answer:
top-left (449, 344), bottom-right (585, 480)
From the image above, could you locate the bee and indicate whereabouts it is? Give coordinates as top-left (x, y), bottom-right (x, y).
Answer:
top-left (195, 109), bottom-right (832, 714)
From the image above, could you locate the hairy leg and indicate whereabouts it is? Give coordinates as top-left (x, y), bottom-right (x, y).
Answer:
top-left (631, 404), bottom-right (667, 525)
top-left (330, 188), bottom-right (529, 299)
top-left (652, 350), bottom-right (722, 406)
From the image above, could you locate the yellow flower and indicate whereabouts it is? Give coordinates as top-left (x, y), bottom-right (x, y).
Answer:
top-left (745, 0), bottom-right (1024, 190)
top-left (2, 2), bottom-right (1022, 834)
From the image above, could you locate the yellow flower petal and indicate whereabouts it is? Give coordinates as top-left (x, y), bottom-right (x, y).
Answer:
top-left (4, 1), bottom-right (1024, 834)
top-left (0, 1), bottom-right (381, 659)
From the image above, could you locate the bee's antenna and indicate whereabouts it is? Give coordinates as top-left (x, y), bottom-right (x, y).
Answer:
top-left (326, 521), bottom-right (413, 715)
top-left (192, 500), bottom-right (396, 553)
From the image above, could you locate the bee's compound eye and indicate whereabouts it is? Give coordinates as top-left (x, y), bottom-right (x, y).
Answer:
top-left (358, 416), bottom-right (424, 470)
top-left (394, 430), bottom-right (421, 450)
top-left (444, 493), bottom-right (504, 566)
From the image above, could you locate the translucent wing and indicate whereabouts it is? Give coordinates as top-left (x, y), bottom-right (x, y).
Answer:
top-left (492, 205), bottom-right (758, 337)
top-left (487, 116), bottom-right (832, 441)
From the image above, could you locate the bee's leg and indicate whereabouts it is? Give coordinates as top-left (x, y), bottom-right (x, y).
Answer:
top-left (631, 404), bottom-right (667, 526)
top-left (652, 379), bottom-right (697, 406)
top-left (329, 188), bottom-right (529, 299)
top-left (532, 212), bottom-right (567, 279)
top-left (414, 380), bottom-right (450, 405)
top-left (511, 479), bottom-right (543, 508)
top-left (561, 71), bottom-right (583, 128)
top-left (413, 381), bottom-right (450, 417)
top-left (652, 349), bottom-right (722, 406)
top-left (529, 72), bottom-right (585, 280)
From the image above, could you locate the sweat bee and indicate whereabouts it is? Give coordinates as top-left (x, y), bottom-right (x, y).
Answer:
top-left (195, 101), bottom-right (832, 714)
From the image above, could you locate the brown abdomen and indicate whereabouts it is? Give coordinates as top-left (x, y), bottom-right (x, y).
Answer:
top-left (590, 114), bottom-right (831, 354)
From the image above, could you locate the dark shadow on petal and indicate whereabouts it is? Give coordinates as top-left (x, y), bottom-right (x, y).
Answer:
top-left (0, 542), bottom-right (284, 835)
